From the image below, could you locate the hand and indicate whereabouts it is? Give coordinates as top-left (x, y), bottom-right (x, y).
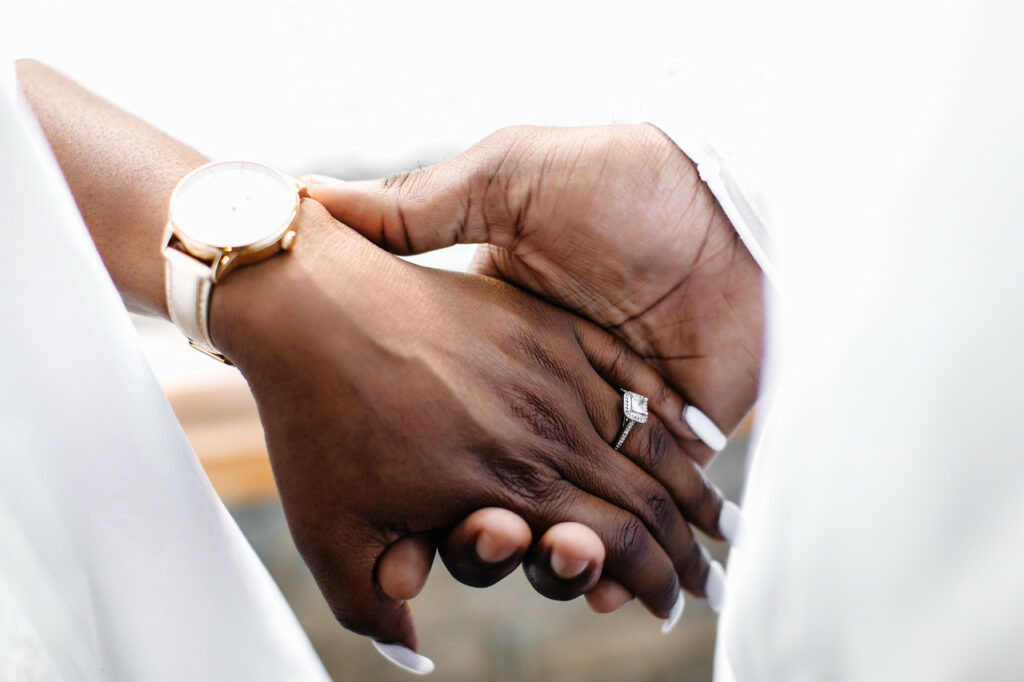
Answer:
top-left (306, 124), bottom-right (765, 463)
top-left (307, 124), bottom-right (762, 613)
top-left (210, 200), bottom-right (730, 658)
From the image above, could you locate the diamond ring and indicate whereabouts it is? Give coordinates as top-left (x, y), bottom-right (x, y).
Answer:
top-left (613, 390), bottom-right (649, 451)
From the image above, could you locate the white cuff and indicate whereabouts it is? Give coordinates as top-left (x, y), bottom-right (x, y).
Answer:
top-left (659, 129), bottom-right (777, 285)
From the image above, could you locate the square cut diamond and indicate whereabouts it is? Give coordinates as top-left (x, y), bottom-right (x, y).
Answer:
top-left (623, 391), bottom-right (649, 423)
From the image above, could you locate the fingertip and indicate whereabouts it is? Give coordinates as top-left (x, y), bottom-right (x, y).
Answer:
top-left (705, 560), bottom-right (727, 613)
top-left (543, 522), bottom-right (606, 570)
top-left (377, 535), bottom-right (436, 601)
top-left (718, 500), bottom-right (744, 546)
top-left (467, 508), bottom-right (532, 563)
top-left (683, 405), bottom-right (727, 452)
top-left (475, 528), bottom-right (516, 564)
top-left (585, 577), bottom-right (634, 614)
top-left (661, 590), bottom-right (685, 634)
top-left (438, 508), bottom-right (531, 588)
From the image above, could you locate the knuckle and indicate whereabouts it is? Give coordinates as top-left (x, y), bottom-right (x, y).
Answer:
top-left (606, 337), bottom-right (630, 381)
top-left (650, 380), bottom-right (673, 412)
top-left (639, 421), bottom-right (672, 472)
top-left (486, 448), bottom-right (560, 507)
top-left (505, 327), bottom-right (575, 385)
top-left (501, 383), bottom-right (579, 452)
top-left (613, 515), bottom-right (650, 566)
top-left (382, 168), bottom-right (416, 192)
top-left (642, 487), bottom-right (678, 538)
top-left (678, 540), bottom-right (710, 588)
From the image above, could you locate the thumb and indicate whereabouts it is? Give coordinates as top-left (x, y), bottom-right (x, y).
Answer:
top-left (303, 129), bottom-right (526, 255)
top-left (305, 532), bottom-right (434, 675)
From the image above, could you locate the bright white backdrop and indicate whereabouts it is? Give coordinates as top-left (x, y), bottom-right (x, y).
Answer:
top-left (3, 0), bottom-right (698, 175)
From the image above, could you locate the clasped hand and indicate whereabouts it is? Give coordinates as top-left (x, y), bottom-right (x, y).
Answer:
top-left (214, 124), bottom-right (764, 661)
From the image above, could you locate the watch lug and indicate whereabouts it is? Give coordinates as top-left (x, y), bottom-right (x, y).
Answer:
top-left (211, 250), bottom-right (240, 283)
top-left (280, 229), bottom-right (297, 251)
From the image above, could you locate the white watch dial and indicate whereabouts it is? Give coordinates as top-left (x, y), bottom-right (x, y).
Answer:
top-left (170, 161), bottom-right (297, 249)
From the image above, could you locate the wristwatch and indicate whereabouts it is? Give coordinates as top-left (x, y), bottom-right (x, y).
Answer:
top-left (163, 160), bottom-right (307, 364)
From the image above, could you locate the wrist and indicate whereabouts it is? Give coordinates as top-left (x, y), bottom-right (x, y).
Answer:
top-left (207, 198), bottom-right (377, 369)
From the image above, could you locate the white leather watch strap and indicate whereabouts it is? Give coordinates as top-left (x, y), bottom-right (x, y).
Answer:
top-left (164, 246), bottom-right (226, 362)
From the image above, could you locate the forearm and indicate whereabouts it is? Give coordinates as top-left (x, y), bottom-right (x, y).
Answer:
top-left (15, 59), bottom-right (207, 317)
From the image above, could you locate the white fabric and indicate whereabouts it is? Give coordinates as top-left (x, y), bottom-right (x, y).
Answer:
top-left (0, 70), bottom-right (328, 680)
top-left (651, 1), bottom-right (1024, 679)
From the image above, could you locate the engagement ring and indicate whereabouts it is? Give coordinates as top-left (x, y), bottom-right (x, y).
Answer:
top-left (613, 390), bottom-right (648, 451)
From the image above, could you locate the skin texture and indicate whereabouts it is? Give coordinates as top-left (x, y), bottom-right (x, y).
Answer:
top-left (211, 201), bottom-right (728, 645)
top-left (309, 124), bottom-right (765, 608)
top-left (16, 61), bottom-right (731, 650)
top-left (309, 125), bottom-right (764, 459)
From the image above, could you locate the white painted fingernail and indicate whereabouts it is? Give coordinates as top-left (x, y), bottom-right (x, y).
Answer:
top-left (705, 561), bottom-right (727, 613)
top-left (683, 406), bottom-right (727, 451)
top-left (661, 590), bottom-right (685, 634)
top-left (373, 642), bottom-right (435, 675)
top-left (718, 500), bottom-right (744, 546)
top-left (550, 552), bottom-right (589, 579)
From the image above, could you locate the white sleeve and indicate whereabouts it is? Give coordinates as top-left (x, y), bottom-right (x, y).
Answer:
top-left (656, 128), bottom-right (778, 284)
top-left (0, 61), bottom-right (329, 681)
top-left (637, 74), bottom-right (778, 284)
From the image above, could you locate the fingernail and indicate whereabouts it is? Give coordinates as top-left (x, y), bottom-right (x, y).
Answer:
top-left (718, 500), bottom-right (744, 546)
top-left (705, 561), bottom-right (727, 613)
top-left (661, 590), bottom-right (685, 634)
top-left (475, 530), bottom-right (516, 564)
top-left (373, 642), bottom-right (435, 675)
top-left (683, 405), bottom-right (727, 451)
top-left (550, 552), bottom-right (589, 579)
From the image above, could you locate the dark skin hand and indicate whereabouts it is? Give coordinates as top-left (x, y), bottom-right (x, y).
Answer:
top-left (16, 61), bottom-right (732, 655)
top-left (309, 123), bottom-right (764, 608)
top-left (308, 124), bottom-right (764, 463)
top-left (212, 200), bottom-right (730, 646)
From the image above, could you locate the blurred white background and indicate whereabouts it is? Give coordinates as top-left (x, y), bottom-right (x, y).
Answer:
top-left (4, 0), bottom-right (691, 176)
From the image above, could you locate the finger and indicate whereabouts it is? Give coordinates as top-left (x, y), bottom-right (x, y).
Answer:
top-left (514, 484), bottom-right (682, 622)
top-left (565, 431), bottom-right (715, 599)
top-left (299, 528), bottom-right (433, 674)
top-left (586, 577), bottom-right (635, 614)
top-left (378, 534), bottom-right (436, 601)
top-left (303, 128), bottom-right (529, 255)
top-left (573, 320), bottom-right (744, 545)
top-left (438, 508), bottom-right (532, 588)
top-left (592, 384), bottom-right (732, 544)
top-left (573, 318), bottom-right (729, 465)
top-left (521, 522), bottom-right (605, 601)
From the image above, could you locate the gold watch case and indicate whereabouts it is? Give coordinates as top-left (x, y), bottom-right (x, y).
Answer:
top-left (164, 160), bottom-right (308, 282)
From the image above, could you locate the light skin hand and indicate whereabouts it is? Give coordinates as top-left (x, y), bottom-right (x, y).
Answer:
top-left (310, 124), bottom-right (765, 609)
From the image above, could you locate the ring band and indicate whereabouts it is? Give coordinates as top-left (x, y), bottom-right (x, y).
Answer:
top-left (613, 390), bottom-right (649, 451)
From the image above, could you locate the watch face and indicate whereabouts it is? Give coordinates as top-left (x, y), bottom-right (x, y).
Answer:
top-left (170, 161), bottom-right (297, 249)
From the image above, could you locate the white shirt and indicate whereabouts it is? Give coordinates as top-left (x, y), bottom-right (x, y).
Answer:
top-left (0, 68), bottom-right (328, 681)
top-left (648, 1), bottom-right (1024, 679)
